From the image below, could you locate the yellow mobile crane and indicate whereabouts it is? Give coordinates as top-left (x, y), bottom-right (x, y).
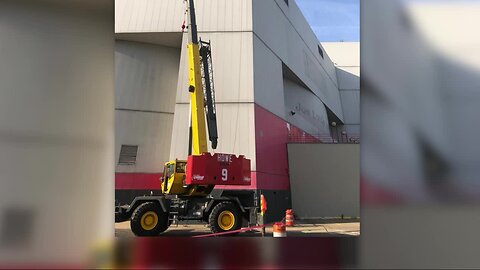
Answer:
top-left (160, 0), bottom-right (218, 197)
top-left (115, 0), bottom-right (256, 236)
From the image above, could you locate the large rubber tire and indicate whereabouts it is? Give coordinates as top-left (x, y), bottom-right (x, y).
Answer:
top-left (130, 202), bottom-right (169, 237)
top-left (208, 201), bottom-right (242, 235)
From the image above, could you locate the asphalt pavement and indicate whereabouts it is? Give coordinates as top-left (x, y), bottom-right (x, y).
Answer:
top-left (115, 220), bottom-right (360, 238)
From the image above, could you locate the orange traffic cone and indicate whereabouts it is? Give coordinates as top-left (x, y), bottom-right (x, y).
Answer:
top-left (273, 222), bottom-right (286, 237)
top-left (285, 209), bottom-right (295, 227)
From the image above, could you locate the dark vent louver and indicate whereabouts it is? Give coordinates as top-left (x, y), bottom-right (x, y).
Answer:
top-left (118, 145), bottom-right (138, 165)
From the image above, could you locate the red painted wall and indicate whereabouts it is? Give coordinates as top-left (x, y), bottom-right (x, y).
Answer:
top-left (254, 104), bottom-right (318, 191)
top-left (116, 173), bottom-right (162, 190)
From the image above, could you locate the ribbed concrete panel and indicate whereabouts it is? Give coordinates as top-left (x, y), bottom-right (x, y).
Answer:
top-left (115, 0), bottom-right (184, 33)
top-left (116, 32), bottom-right (183, 48)
top-left (337, 67), bottom-right (360, 90)
top-left (252, 35), bottom-right (284, 118)
top-left (168, 114), bottom-right (191, 163)
top-left (252, 0), bottom-right (289, 61)
top-left (169, 103), bottom-right (256, 170)
top-left (253, 0), bottom-right (338, 85)
top-left (293, 34), bottom-right (343, 119)
top-left (176, 32), bottom-right (254, 103)
top-left (116, 110), bottom-right (173, 173)
top-left (253, 35), bottom-right (342, 128)
top-left (115, 41), bottom-right (180, 113)
top-left (284, 21), bottom-right (342, 120)
top-left (253, 0), bottom-right (343, 121)
top-left (284, 79), bottom-right (330, 136)
top-left (322, 42), bottom-right (360, 67)
top-left (280, 0), bottom-right (338, 79)
top-left (340, 91), bottom-right (360, 125)
top-left (195, 0), bottom-right (253, 32)
top-left (115, 0), bottom-right (253, 33)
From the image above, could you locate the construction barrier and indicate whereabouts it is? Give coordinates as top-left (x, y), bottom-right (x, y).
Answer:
top-left (273, 222), bottom-right (286, 238)
top-left (285, 209), bottom-right (295, 227)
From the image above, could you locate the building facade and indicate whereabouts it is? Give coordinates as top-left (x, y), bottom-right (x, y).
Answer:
top-left (115, 0), bottom-right (360, 221)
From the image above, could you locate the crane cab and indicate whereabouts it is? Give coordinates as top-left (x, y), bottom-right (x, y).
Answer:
top-left (161, 160), bottom-right (187, 195)
top-left (161, 159), bottom-right (214, 197)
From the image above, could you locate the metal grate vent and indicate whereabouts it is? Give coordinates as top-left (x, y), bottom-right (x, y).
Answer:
top-left (118, 145), bottom-right (138, 165)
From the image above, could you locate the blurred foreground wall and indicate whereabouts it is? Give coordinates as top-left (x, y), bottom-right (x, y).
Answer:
top-left (0, 0), bottom-right (114, 265)
top-left (362, 0), bottom-right (480, 268)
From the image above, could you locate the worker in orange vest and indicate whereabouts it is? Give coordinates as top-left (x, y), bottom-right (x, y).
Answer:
top-left (260, 194), bottom-right (267, 237)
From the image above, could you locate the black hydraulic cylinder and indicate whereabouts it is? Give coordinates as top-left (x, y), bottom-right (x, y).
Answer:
top-left (187, 0), bottom-right (199, 45)
top-left (200, 42), bottom-right (218, 149)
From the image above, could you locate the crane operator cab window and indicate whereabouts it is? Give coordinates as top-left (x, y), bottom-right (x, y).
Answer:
top-left (163, 161), bottom-right (186, 188)
top-left (176, 162), bottom-right (186, 173)
top-left (165, 163), bottom-right (175, 180)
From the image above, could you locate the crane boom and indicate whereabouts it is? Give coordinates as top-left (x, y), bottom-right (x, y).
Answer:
top-left (186, 0), bottom-right (217, 155)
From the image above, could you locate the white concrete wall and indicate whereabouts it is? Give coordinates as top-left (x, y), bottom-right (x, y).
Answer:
top-left (116, 41), bottom-right (179, 113)
top-left (116, 111), bottom-right (174, 173)
top-left (116, 0), bottom-right (253, 33)
top-left (253, 0), bottom-right (344, 123)
top-left (0, 0), bottom-right (113, 264)
top-left (115, 41), bottom-right (180, 173)
top-left (323, 42), bottom-right (360, 135)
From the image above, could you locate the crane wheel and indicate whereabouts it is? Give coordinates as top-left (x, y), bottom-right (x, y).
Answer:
top-left (208, 201), bottom-right (242, 235)
top-left (130, 202), bottom-right (168, 237)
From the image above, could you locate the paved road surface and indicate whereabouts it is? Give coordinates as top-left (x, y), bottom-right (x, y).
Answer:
top-left (115, 221), bottom-right (360, 238)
